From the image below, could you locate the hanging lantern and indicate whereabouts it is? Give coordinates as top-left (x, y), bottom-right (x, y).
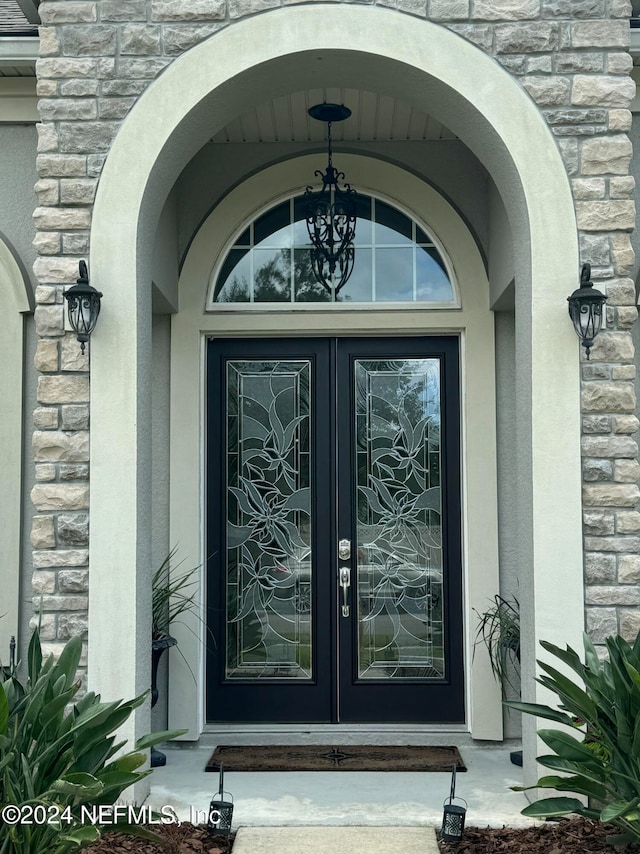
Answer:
top-left (63, 261), bottom-right (103, 354)
top-left (440, 765), bottom-right (467, 843)
top-left (304, 103), bottom-right (357, 295)
top-left (567, 263), bottom-right (607, 360)
top-left (207, 764), bottom-right (234, 835)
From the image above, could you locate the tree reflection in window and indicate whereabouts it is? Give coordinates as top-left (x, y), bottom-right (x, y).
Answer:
top-left (212, 195), bottom-right (453, 305)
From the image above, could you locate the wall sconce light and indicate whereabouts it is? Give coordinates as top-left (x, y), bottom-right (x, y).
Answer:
top-left (567, 263), bottom-right (607, 360)
top-left (63, 261), bottom-right (102, 354)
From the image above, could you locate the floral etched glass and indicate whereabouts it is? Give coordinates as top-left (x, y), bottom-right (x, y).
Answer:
top-left (354, 358), bottom-right (444, 679)
top-left (225, 360), bottom-right (312, 679)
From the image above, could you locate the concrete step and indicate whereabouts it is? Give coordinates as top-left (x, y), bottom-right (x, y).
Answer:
top-left (231, 826), bottom-right (440, 854)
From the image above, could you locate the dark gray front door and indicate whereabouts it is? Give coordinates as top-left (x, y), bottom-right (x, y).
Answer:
top-left (206, 337), bottom-right (463, 724)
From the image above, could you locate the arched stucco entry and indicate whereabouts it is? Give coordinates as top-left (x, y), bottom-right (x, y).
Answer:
top-left (171, 155), bottom-right (500, 743)
top-left (0, 234), bottom-right (32, 656)
top-left (89, 4), bottom-right (582, 783)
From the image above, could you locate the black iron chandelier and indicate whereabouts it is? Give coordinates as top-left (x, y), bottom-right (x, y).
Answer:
top-left (304, 103), bottom-right (357, 294)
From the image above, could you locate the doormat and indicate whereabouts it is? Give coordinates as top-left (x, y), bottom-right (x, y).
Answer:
top-left (205, 744), bottom-right (466, 772)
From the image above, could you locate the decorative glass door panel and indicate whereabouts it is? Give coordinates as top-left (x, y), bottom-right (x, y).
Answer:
top-left (225, 360), bottom-right (312, 680)
top-left (207, 337), bottom-right (463, 724)
top-left (355, 359), bottom-right (444, 680)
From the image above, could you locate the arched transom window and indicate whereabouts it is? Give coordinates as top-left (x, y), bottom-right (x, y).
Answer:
top-left (208, 193), bottom-right (456, 308)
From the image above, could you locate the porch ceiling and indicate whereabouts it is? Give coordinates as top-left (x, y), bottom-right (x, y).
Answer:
top-left (210, 88), bottom-right (457, 144)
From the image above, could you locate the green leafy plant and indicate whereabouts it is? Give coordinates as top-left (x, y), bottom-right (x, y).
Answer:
top-left (0, 628), bottom-right (185, 853)
top-left (473, 595), bottom-right (520, 694)
top-left (507, 631), bottom-right (640, 846)
top-left (151, 548), bottom-right (201, 642)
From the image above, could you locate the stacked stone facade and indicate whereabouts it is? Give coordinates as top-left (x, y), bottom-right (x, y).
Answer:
top-left (30, 0), bottom-right (638, 670)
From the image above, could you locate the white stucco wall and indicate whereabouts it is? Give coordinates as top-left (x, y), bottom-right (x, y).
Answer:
top-left (0, 125), bottom-right (38, 293)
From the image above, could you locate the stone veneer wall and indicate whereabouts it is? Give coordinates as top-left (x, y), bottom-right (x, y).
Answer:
top-left (30, 0), bottom-right (639, 676)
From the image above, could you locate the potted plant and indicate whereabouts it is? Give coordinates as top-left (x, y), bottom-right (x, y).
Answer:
top-left (473, 594), bottom-right (521, 766)
top-left (151, 549), bottom-right (201, 766)
top-left (473, 594), bottom-right (520, 691)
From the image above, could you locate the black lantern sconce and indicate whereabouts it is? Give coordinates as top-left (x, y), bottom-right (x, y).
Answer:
top-left (63, 261), bottom-right (102, 354)
top-left (304, 103), bottom-right (357, 295)
top-left (2, 636), bottom-right (16, 680)
top-left (207, 764), bottom-right (234, 835)
top-left (440, 765), bottom-right (467, 844)
top-left (567, 263), bottom-right (607, 360)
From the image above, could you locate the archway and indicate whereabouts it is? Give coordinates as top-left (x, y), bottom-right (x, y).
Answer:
top-left (89, 4), bottom-right (582, 779)
top-left (0, 234), bottom-right (32, 657)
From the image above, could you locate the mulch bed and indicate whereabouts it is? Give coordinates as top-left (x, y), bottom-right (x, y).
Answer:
top-left (83, 824), bottom-right (234, 853)
top-left (437, 817), bottom-right (640, 853)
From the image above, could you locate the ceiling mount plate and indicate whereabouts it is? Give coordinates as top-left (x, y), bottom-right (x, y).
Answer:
top-left (308, 103), bottom-right (351, 124)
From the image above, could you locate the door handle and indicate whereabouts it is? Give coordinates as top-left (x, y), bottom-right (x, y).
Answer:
top-left (339, 566), bottom-right (351, 617)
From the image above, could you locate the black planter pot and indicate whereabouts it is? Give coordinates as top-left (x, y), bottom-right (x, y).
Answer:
top-left (151, 635), bottom-right (177, 768)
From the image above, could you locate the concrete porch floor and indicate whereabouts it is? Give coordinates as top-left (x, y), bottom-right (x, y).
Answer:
top-left (147, 743), bottom-right (534, 830)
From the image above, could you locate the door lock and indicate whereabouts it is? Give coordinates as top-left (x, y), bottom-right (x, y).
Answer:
top-left (339, 566), bottom-right (351, 617)
top-left (338, 539), bottom-right (351, 561)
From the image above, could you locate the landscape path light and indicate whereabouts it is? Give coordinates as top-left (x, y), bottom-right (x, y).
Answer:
top-left (440, 764), bottom-right (467, 843)
top-left (208, 764), bottom-right (234, 835)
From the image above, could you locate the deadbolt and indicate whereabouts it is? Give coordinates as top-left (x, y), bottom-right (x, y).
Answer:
top-left (338, 539), bottom-right (351, 561)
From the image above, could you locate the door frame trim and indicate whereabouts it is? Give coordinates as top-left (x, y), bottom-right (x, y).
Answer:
top-left (205, 336), bottom-right (465, 724)
top-left (169, 157), bottom-right (500, 740)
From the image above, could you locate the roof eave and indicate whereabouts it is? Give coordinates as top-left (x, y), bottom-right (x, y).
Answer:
top-left (16, 0), bottom-right (39, 24)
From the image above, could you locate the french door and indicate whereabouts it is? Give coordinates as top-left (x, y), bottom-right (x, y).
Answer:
top-left (206, 336), bottom-right (463, 723)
